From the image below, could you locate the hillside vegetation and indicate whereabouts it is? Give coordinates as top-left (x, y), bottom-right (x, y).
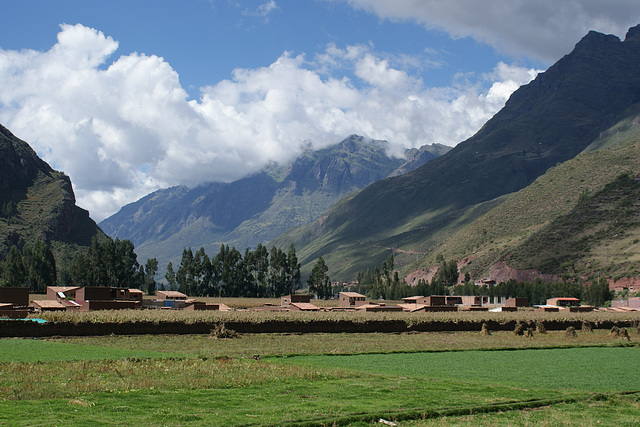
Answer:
top-left (0, 125), bottom-right (105, 271)
top-left (423, 117), bottom-right (640, 281)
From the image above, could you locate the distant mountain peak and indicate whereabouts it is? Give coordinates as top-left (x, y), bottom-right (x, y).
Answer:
top-left (625, 23), bottom-right (640, 42)
top-left (99, 134), bottom-right (447, 270)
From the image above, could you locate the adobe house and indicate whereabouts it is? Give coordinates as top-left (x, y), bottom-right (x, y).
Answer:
top-left (184, 301), bottom-right (232, 311)
top-left (339, 292), bottom-right (367, 308)
top-left (612, 297), bottom-right (640, 309)
top-left (46, 286), bottom-right (81, 301)
top-left (446, 296), bottom-right (463, 305)
top-left (547, 297), bottom-right (580, 307)
top-left (114, 288), bottom-right (144, 302)
top-left (286, 302), bottom-right (320, 311)
top-left (0, 287), bottom-right (29, 307)
top-left (281, 294), bottom-right (311, 306)
top-left (75, 286), bottom-right (113, 302)
top-left (423, 295), bottom-right (446, 306)
top-left (32, 299), bottom-right (67, 312)
top-left (460, 296), bottom-right (488, 306)
top-left (535, 306), bottom-right (559, 312)
top-left (0, 287), bottom-right (31, 318)
top-left (156, 290), bottom-right (188, 301)
top-left (355, 303), bottom-right (403, 312)
top-left (505, 297), bottom-right (528, 307)
top-left (155, 290), bottom-right (188, 309)
top-left (402, 296), bottom-right (428, 305)
top-left (74, 287), bottom-right (144, 311)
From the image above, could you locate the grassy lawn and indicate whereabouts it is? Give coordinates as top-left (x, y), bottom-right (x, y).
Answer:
top-left (0, 332), bottom-right (638, 425)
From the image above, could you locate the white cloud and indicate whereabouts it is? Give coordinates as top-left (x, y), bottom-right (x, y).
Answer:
top-left (339, 0), bottom-right (640, 62)
top-left (242, 0), bottom-right (278, 20)
top-left (0, 24), bottom-right (537, 221)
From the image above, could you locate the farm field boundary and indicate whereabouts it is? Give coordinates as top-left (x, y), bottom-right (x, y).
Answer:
top-left (0, 317), bottom-right (637, 337)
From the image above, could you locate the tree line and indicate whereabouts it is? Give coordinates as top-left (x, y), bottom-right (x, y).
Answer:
top-left (164, 243), bottom-right (301, 298)
top-left (0, 236), bottom-right (158, 294)
top-left (0, 234), bottom-right (616, 307)
top-left (0, 239), bottom-right (56, 292)
top-left (350, 254), bottom-right (458, 300)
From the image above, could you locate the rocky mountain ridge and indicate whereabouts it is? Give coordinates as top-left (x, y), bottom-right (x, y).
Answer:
top-left (100, 135), bottom-right (449, 269)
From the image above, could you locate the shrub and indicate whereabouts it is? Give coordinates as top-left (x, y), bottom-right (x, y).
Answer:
top-left (210, 323), bottom-right (238, 339)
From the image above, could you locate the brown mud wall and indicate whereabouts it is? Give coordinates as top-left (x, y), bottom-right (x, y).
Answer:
top-left (0, 319), bottom-right (634, 337)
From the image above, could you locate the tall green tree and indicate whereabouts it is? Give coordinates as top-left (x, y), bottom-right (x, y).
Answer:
top-left (176, 248), bottom-right (195, 295)
top-left (308, 256), bottom-right (330, 299)
top-left (165, 262), bottom-right (177, 290)
top-left (286, 244), bottom-right (302, 295)
top-left (3, 246), bottom-right (26, 287)
top-left (144, 258), bottom-right (158, 295)
top-left (22, 239), bottom-right (57, 292)
top-left (69, 236), bottom-right (142, 288)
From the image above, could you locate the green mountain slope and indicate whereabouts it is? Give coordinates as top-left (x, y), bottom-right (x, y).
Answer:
top-left (271, 25), bottom-right (640, 280)
top-left (100, 135), bottom-right (448, 271)
top-left (509, 171), bottom-right (640, 276)
top-left (0, 124), bottom-right (106, 270)
top-left (418, 111), bottom-right (640, 283)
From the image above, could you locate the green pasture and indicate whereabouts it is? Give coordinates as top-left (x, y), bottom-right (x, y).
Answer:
top-left (0, 333), bottom-right (639, 425)
top-left (279, 346), bottom-right (640, 392)
top-left (0, 337), bottom-right (174, 362)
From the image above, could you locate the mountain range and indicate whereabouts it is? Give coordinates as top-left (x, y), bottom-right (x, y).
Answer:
top-left (271, 24), bottom-right (640, 281)
top-left (99, 136), bottom-right (450, 270)
top-left (3, 24), bottom-right (640, 289)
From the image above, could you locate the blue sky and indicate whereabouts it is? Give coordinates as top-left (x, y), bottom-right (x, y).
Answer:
top-left (1, 0), bottom-right (638, 221)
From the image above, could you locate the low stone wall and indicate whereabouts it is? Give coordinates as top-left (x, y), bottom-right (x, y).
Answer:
top-left (0, 318), bottom-right (633, 337)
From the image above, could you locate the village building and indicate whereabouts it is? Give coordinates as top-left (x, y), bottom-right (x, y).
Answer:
top-left (460, 296), bottom-right (488, 306)
top-left (31, 299), bottom-right (67, 312)
top-left (547, 297), bottom-right (580, 307)
top-left (0, 287), bottom-right (29, 307)
top-left (184, 301), bottom-right (232, 311)
top-left (611, 297), bottom-right (640, 309)
top-left (281, 294), bottom-right (312, 306)
top-left (155, 290), bottom-right (188, 308)
top-left (339, 292), bottom-right (367, 308)
top-left (286, 302), bottom-right (321, 311)
top-left (46, 286), bottom-right (81, 301)
top-left (402, 296), bottom-right (428, 305)
top-left (0, 287), bottom-right (30, 318)
top-left (355, 303), bottom-right (403, 312)
top-left (504, 297), bottom-right (528, 308)
top-left (74, 286), bottom-right (144, 311)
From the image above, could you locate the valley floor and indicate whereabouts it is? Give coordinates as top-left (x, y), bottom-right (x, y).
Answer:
top-left (0, 330), bottom-right (639, 425)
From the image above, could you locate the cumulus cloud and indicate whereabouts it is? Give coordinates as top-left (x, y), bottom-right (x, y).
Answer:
top-left (339, 0), bottom-right (640, 62)
top-left (0, 24), bottom-right (537, 221)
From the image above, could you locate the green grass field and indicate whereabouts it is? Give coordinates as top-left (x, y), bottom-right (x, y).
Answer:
top-left (0, 331), bottom-right (639, 425)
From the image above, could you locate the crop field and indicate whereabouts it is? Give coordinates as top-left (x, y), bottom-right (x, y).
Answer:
top-left (1, 327), bottom-right (639, 426)
top-left (28, 306), bottom-right (640, 324)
